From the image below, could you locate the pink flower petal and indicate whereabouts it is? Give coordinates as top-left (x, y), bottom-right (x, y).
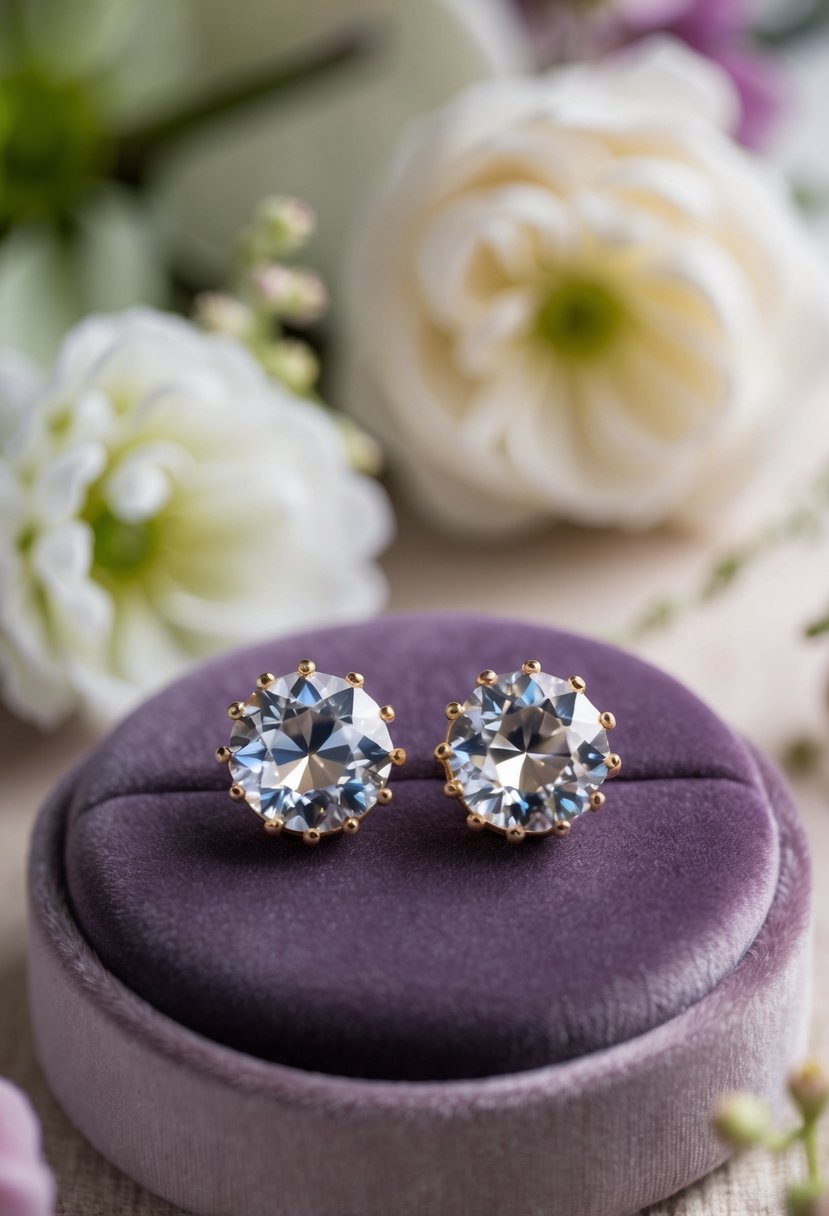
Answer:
top-left (0, 1080), bottom-right (55, 1216)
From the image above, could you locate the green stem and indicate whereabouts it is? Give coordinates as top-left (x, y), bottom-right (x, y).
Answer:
top-left (804, 1118), bottom-right (823, 1188)
top-left (805, 613), bottom-right (829, 639)
top-left (767, 1126), bottom-right (804, 1154)
top-left (113, 25), bottom-right (377, 187)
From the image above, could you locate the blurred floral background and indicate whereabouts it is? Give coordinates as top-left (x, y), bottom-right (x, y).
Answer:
top-left (3, 0), bottom-right (829, 736)
top-left (5, 0), bottom-right (829, 1211)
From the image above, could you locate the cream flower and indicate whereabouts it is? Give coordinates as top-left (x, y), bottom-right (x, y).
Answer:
top-left (0, 310), bottom-right (392, 726)
top-left (343, 38), bottom-right (829, 535)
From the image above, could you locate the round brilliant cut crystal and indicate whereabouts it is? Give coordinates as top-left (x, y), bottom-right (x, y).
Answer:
top-left (447, 670), bottom-right (610, 834)
top-left (228, 671), bottom-right (393, 836)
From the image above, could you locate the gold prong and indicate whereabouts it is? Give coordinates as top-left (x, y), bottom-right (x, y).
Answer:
top-left (522, 659), bottom-right (541, 675)
top-left (434, 742), bottom-right (452, 762)
top-left (599, 711), bottom-right (616, 730)
top-left (553, 820), bottom-right (572, 837)
top-left (445, 701), bottom-right (462, 720)
top-left (379, 704), bottom-right (395, 722)
top-left (444, 780), bottom-right (462, 798)
top-left (302, 828), bottom-right (321, 847)
top-left (606, 753), bottom-right (622, 776)
top-left (568, 675), bottom-right (586, 693)
top-left (377, 787), bottom-right (393, 806)
top-left (346, 671), bottom-right (364, 688)
top-left (227, 701), bottom-right (245, 720)
top-left (215, 745), bottom-right (232, 764)
top-left (590, 791), bottom-right (606, 811)
top-left (229, 784), bottom-right (245, 801)
top-left (256, 672), bottom-right (275, 690)
top-left (297, 659), bottom-right (316, 676)
top-left (389, 747), bottom-right (407, 767)
top-left (343, 817), bottom-right (361, 836)
top-left (506, 825), bottom-right (526, 844)
top-left (264, 818), bottom-right (284, 836)
top-left (477, 669), bottom-right (497, 686)
top-left (467, 813), bottom-right (486, 833)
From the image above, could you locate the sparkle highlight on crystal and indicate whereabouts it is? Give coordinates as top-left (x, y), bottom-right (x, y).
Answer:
top-left (227, 669), bottom-right (394, 837)
top-left (445, 668), bottom-right (612, 836)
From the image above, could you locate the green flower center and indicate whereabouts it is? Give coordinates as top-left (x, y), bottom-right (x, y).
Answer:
top-left (90, 508), bottom-right (155, 576)
top-left (536, 276), bottom-right (626, 359)
top-left (0, 68), bottom-right (107, 225)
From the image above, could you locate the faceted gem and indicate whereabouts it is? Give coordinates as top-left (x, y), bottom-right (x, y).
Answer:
top-left (228, 671), bottom-right (393, 836)
top-left (447, 670), bottom-right (610, 835)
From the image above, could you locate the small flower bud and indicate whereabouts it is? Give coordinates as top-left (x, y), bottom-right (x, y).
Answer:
top-left (336, 415), bottom-right (384, 477)
top-left (787, 1180), bottom-right (829, 1216)
top-left (249, 195), bottom-right (316, 259)
top-left (250, 266), bottom-right (328, 325)
top-left (712, 1093), bottom-right (773, 1149)
top-left (789, 1061), bottom-right (829, 1122)
top-left (193, 293), bottom-right (254, 341)
top-left (260, 338), bottom-right (319, 394)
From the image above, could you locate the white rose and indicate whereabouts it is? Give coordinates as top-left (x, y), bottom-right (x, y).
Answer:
top-left (0, 310), bottom-right (392, 726)
top-left (342, 38), bottom-right (829, 536)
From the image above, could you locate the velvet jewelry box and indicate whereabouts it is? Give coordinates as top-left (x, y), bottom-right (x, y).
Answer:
top-left (28, 614), bottom-right (811, 1216)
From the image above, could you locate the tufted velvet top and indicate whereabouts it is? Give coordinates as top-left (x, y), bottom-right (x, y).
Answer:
top-left (64, 614), bottom-right (781, 1082)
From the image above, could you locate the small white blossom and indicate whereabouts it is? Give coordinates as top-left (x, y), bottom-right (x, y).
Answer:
top-left (250, 266), bottom-right (328, 325)
top-left (193, 292), bottom-right (256, 341)
top-left (260, 339), bottom-right (320, 396)
top-left (246, 196), bottom-right (317, 260)
top-left (0, 310), bottom-right (392, 726)
top-left (343, 38), bottom-right (829, 535)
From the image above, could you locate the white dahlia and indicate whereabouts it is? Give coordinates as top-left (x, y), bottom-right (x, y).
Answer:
top-left (0, 310), bottom-right (392, 725)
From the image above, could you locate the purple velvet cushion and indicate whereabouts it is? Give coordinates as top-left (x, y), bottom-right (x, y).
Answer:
top-left (64, 614), bottom-right (780, 1082)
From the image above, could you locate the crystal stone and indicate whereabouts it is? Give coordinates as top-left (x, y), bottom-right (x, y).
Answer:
top-left (228, 671), bottom-right (393, 836)
top-left (447, 670), bottom-right (610, 834)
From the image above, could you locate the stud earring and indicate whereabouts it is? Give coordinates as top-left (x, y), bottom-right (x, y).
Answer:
top-left (217, 660), bottom-right (406, 845)
top-left (434, 660), bottom-right (619, 843)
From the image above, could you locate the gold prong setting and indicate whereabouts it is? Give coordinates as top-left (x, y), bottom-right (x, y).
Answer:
top-left (219, 661), bottom-right (403, 844)
top-left (435, 662), bottom-right (620, 844)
